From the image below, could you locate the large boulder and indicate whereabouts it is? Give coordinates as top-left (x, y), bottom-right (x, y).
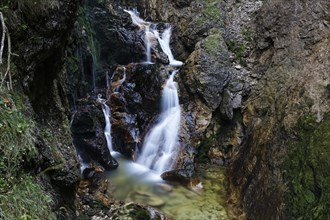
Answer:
top-left (181, 28), bottom-right (232, 111)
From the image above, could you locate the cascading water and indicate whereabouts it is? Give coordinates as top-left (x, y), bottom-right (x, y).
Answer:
top-left (124, 9), bottom-right (153, 64)
top-left (124, 9), bottom-right (182, 66)
top-left (137, 71), bottom-right (181, 173)
top-left (97, 94), bottom-right (114, 153)
top-left (153, 27), bottom-right (183, 66)
top-left (145, 26), bottom-right (153, 64)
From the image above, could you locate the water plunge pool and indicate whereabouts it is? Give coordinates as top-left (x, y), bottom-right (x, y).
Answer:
top-left (106, 153), bottom-right (230, 220)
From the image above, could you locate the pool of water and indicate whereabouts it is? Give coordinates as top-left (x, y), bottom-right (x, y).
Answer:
top-left (106, 153), bottom-right (229, 220)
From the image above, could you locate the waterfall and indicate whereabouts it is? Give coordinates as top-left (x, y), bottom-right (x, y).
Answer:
top-left (124, 9), bottom-right (153, 64)
top-left (153, 27), bottom-right (183, 66)
top-left (137, 71), bottom-right (181, 173)
top-left (145, 26), bottom-right (153, 64)
top-left (97, 94), bottom-right (113, 152)
top-left (124, 9), bottom-right (182, 66)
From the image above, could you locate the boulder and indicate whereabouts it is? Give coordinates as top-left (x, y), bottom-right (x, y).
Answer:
top-left (161, 169), bottom-right (194, 185)
top-left (181, 29), bottom-right (232, 111)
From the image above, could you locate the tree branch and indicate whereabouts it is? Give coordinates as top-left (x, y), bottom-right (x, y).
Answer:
top-left (0, 12), bottom-right (12, 90)
top-left (0, 12), bottom-right (5, 65)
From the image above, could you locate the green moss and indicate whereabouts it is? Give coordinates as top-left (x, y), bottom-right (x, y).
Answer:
top-left (225, 39), bottom-right (246, 65)
top-left (204, 30), bottom-right (222, 56)
top-left (196, 0), bottom-right (221, 26)
top-left (241, 28), bottom-right (253, 42)
top-left (283, 115), bottom-right (330, 219)
top-left (204, 0), bottom-right (220, 20)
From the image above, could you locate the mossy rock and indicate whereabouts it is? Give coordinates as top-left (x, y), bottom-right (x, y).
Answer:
top-left (283, 115), bottom-right (330, 219)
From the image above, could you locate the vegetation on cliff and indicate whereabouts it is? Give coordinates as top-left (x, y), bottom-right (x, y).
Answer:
top-left (0, 88), bottom-right (55, 219)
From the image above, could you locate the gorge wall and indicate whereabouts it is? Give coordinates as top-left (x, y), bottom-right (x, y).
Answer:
top-left (0, 0), bottom-right (329, 219)
top-left (227, 1), bottom-right (330, 219)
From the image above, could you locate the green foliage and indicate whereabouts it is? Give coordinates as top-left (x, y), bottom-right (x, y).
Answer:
top-left (283, 115), bottom-right (330, 220)
top-left (0, 175), bottom-right (55, 220)
top-left (197, 136), bottom-right (215, 163)
top-left (0, 88), bottom-right (55, 219)
top-left (0, 88), bottom-right (36, 178)
top-left (225, 39), bottom-right (246, 65)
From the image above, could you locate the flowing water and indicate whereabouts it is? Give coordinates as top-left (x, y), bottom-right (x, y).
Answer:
top-left (91, 9), bottom-right (228, 220)
top-left (137, 71), bottom-right (181, 173)
top-left (97, 94), bottom-right (113, 152)
top-left (154, 27), bottom-right (183, 66)
top-left (107, 154), bottom-right (229, 220)
top-left (124, 9), bottom-right (153, 64)
top-left (124, 9), bottom-right (182, 66)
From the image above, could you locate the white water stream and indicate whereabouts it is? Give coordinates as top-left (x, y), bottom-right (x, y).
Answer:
top-left (85, 9), bottom-right (229, 220)
top-left (154, 27), bottom-right (183, 66)
top-left (137, 71), bottom-right (181, 173)
top-left (124, 9), bottom-right (182, 66)
top-left (97, 94), bottom-right (114, 153)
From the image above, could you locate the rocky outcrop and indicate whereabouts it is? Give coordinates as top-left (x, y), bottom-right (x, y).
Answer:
top-left (71, 99), bottom-right (118, 170)
top-left (227, 0), bottom-right (330, 219)
top-left (181, 28), bottom-right (231, 111)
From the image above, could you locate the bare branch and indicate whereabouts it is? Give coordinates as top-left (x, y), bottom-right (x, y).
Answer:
top-left (0, 12), bottom-right (6, 65)
top-left (0, 16), bottom-right (12, 90)
top-left (7, 27), bottom-right (12, 90)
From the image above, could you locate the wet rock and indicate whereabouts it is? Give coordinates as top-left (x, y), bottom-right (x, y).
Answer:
top-left (71, 98), bottom-right (118, 170)
top-left (147, 196), bottom-right (165, 207)
top-left (161, 169), bottom-right (195, 185)
top-left (208, 148), bottom-right (225, 166)
top-left (154, 183), bottom-right (173, 194)
top-left (173, 0), bottom-right (193, 8)
top-left (110, 63), bottom-right (168, 157)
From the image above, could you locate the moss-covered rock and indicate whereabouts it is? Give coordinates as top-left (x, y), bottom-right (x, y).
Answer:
top-left (283, 115), bottom-right (330, 219)
top-left (181, 28), bottom-right (231, 111)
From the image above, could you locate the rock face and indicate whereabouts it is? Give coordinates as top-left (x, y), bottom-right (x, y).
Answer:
top-left (182, 29), bottom-right (231, 111)
top-left (71, 99), bottom-right (118, 170)
top-left (109, 64), bottom-right (167, 157)
top-left (1, 0), bottom-right (81, 219)
top-left (227, 0), bottom-right (330, 219)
